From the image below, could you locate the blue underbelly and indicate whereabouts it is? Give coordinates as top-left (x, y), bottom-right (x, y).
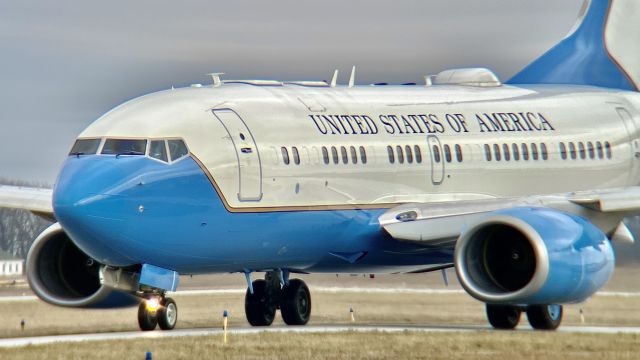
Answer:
top-left (55, 155), bottom-right (453, 274)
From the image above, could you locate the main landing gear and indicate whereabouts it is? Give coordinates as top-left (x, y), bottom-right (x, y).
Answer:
top-left (245, 271), bottom-right (311, 326)
top-left (486, 303), bottom-right (563, 330)
top-left (138, 295), bottom-right (178, 331)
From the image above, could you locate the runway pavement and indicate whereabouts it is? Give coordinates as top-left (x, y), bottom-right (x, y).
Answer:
top-left (2, 287), bottom-right (640, 303)
top-left (2, 287), bottom-right (640, 348)
top-left (2, 324), bottom-right (640, 348)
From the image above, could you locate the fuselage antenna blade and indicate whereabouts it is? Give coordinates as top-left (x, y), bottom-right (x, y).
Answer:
top-left (207, 72), bottom-right (225, 88)
top-left (330, 69), bottom-right (339, 88)
top-left (348, 66), bottom-right (356, 88)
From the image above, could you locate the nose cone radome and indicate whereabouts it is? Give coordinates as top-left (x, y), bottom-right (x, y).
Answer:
top-left (53, 157), bottom-right (137, 266)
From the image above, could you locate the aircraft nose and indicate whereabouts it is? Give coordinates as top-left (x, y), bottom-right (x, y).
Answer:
top-left (54, 157), bottom-right (124, 205)
top-left (53, 157), bottom-right (136, 266)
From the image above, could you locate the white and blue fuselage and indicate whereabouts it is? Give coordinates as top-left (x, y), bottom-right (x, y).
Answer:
top-left (52, 82), bottom-right (640, 274)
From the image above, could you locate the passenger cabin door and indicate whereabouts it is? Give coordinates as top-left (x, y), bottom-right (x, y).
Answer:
top-left (212, 109), bottom-right (263, 201)
top-left (428, 135), bottom-right (445, 185)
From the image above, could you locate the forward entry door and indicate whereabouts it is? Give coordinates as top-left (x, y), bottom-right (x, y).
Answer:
top-left (212, 109), bottom-right (263, 201)
top-left (428, 135), bottom-right (444, 185)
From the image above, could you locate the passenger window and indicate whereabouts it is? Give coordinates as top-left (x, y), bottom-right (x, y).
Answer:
top-left (396, 145), bottom-right (405, 164)
top-left (596, 141), bottom-right (604, 159)
top-left (350, 146), bottom-right (358, 164)
top-left (569, 142), bottom-right (577, 160)
top-left (69, 138), bottom-right (101, 155)
top-left (102, 139), bottom-right (147, 155)
top-left (387, 146), bottom-right (395, 164)
top-left (455, 144), bottom-right (463, 162)
top-left (493, 144), bottom-right (501, 161)
top-left (605, 141), bottom-right (612, 159)
top-left (168, 139), bottom-right (189, 161)
top-left (531, 143), bottom-right (539, 160)
top-left (587, 141), bottom-right (595, 159)
top-left (512, 143), bottom-right (520, 161)
top-left (559, 143), bottom-right (567, 160)
top-left (414, 145), bottom-right (423, 163)
top-left (578, 142), bottom-right (586, 159)
top-left (331, 146), bottom-right (339, 164)
top-left (405, 145), bottom-right (413, 164)
top-left (341, 146), bottom-right (348, 164)
top-left (149, 140), bottom-right (168, 162)
top-left (502, 143), bottom-right (510, 161)
top-left (359, 146), bottom-right (367, 164)
top-left (432, 145), bottom-right (441, 163)
top-left (322, 146), bottom-right (330, 165)
top-left (521, 143), bottom-right (529, 161)
top-left (444, 144), bottom-right (452, 162)
top-left (484, 144), bottom-right (492, 161)
top-left (292, 146), bottom-right (300, 165)
top-left (281, 147), bottom-right (290, 165)
top-left (540, 143), bottom-right (548, 160)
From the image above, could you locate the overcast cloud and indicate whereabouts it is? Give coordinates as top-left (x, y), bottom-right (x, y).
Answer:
top-left (0, 0), bottom-right (582, 183)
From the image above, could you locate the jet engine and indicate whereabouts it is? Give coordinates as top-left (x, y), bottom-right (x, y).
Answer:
top-left (454, 207), bottom-right (614, 305)
top-left (26, 223), bottom-right (137, 308)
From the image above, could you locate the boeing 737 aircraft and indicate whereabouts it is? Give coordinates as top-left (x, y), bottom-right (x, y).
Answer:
top-left (1, 0), bottom-right (639, 331)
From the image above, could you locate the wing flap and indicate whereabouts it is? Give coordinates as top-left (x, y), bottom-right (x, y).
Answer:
top-left (568, 187), bottom-right (640, 212)
top-left (380, 187), bottom-right (640, 244)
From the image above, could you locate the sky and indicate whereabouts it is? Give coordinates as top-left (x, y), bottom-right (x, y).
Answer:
top-left (0, 0), bottom-right (583, 184)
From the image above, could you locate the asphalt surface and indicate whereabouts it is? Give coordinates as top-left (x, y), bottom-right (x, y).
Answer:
top-left (1, 324), bottom-right (640, 348)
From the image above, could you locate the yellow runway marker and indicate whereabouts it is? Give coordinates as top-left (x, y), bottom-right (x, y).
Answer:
top-left (223, 310), bottom-right (228, 344)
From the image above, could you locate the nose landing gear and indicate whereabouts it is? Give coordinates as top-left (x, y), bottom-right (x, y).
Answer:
top-left (137, 296), bottom-right (178, 331)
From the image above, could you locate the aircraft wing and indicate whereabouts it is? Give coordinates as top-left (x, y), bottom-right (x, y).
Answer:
top-left (0, 185), bottom-right (54, 220)
top-left (379, 186), bottom-right (640, 246)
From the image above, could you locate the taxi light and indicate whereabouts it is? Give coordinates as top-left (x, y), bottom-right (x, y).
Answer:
top-left (145, 297), bottom-right (160, 312)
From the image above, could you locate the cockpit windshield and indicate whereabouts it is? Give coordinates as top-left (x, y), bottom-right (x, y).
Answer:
top-left (168, 140), bottom-right (189, 161)
top-left (68, 137), bottom-right (189, 163)
top-left (101, 139), bottom-right (147, 155)
top-left (69, 139), bottom-right (101, 155)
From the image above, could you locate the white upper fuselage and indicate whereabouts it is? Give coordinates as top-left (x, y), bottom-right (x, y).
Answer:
top-left (78, 82), bottom-right (640, 212)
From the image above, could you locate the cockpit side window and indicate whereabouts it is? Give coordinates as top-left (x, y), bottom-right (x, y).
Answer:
top-left (101, 139), bottom-right (147, 155)
top-left (168, 139), bottom-right (189, 161)
top-left (69, 139), bottom-right (101, 155)
top-left (149, 140), bottom-right (168, 162)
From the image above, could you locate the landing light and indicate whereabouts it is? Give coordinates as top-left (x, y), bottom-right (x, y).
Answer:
top-left (396, 211), bottom-right (418, 222)
top-left (145, 297), bottom-right (160, 312)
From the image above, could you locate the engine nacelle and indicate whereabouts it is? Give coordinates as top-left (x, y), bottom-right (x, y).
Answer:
top-left (454, 207), bottom-right (614, 305)
top-left (26, 223), bottom-right (138, 308)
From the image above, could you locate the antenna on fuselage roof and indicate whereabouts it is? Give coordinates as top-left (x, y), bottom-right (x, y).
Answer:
top-left (330, 69), bottom-right (338, 88)
top-left (207, 72), bottom-right (225, 88)
top-left (348, 66), bottom-right (356, 88)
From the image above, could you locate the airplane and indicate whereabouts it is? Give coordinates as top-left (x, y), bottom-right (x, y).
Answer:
top-left (0, 0), bottom-right (639, 332)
